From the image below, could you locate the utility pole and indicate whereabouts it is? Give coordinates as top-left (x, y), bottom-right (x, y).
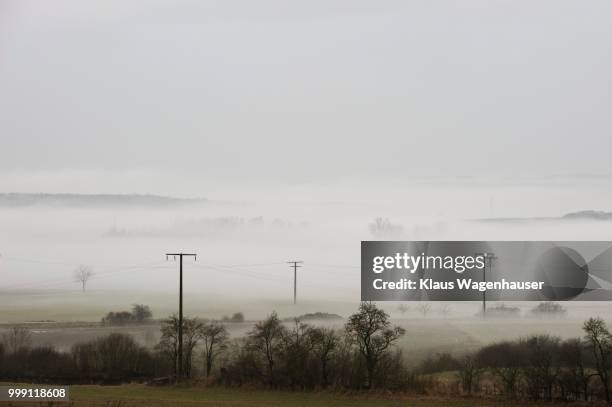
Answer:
top-left (287, 261), bottom-right (303, 304)
top-left (166, 252), bottom-right (197, 380)
top-left (475, 252), bottom-right (497, 317)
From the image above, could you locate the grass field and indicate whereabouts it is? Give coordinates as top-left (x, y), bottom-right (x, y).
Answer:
top-left (62, 384), bottom-right (510, 407)
top-left (1, 383), bottom-right (597, 407)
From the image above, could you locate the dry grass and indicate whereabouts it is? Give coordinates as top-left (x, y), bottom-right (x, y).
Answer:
top-left (66, 384), bottom-right (526, 407)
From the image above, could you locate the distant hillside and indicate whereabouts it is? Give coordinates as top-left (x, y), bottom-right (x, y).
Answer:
top-left (283, 312), bottom-right (344, 322)
top-left (0, 193), bottom-right (207, 208)
top-left (562, 210), bottom-right (612, 220)
top-left (475, 210), bottom-right (612, 223)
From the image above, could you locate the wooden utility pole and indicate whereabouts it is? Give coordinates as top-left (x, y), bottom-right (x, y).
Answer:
top-left (166, 252), bottom-right (197, 379)
top-left (287, 261), bottom-right (303, 304)
top-left (475, 252), bottom-right (497, 317)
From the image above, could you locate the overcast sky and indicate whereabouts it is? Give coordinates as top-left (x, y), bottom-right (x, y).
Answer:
top-left (1, 0), bottom-right (611, 191)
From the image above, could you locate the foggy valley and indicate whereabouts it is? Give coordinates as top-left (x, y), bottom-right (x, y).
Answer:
top-left (2, 1), bottom-right (612, 403)
top-left (2, 176), bottom-right (612, 360)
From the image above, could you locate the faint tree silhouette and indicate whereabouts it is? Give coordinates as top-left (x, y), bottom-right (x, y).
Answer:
top-left (74, 265), bottom-right (94, 292)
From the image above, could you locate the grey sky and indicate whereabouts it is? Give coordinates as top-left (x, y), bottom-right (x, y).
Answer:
top-left (1, 0), bottom-right (611, 186)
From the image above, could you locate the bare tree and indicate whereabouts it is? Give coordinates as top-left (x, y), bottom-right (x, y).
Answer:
top-left (521, 334), bottom-right (561, 401)
top-left (345, 302), bottom-right (405, 388)
top-left (248, 312), bottom-right (286, 386)
top-left (437, 304), bottom-right (451, 317)
top-left (131, 304), bottom-right (153, 323)
top-left (559, 338), bottom-right (590, 401)
top-left (583, 317), bottom-right (612, 403)
top-left (200, 322), bottom-right (229, 377)
top-left (1, 326), bottom-right (32, 353)
top-left (476, 341), bottom-right (523, 397)
top-left (416, 303), bottom-right (432, 317)
top-left (457, 355), bottom-right (481, 395)
top-left (74, 265), bottom-right (94, 292)
top-left (397, 304), bottom-right (409, 316)
top-left (310, 327), bottom-right (338, 387)
top-left (368, 217), bottom-right (403, 238)
top-left (281, 318), bottom-right (317, 387)
top-left (158, 314), bottom-right (202, 378)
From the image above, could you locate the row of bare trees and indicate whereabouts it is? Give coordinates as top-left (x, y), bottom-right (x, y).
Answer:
top-left (0, 330), bottom-right (160, 382)
top-left (153, 302), bottom-right (405, 389)
top-left (223, 302), bottom-right (406, 389)
top-left (4, 304), bottom-right (612, 401)
top-left (156, 315), bottom-right (229, 378)
top-left (448, 317), bottom-right (612, 402)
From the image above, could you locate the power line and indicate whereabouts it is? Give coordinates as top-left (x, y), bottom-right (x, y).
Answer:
top-left (193, 262), bottom-right (350, 291)
top-left (1, 257), bottom-right (82, 267)
top-left (1, 255), bottom-right (355, 297)
top-left (193, 263), bottom-right (289, 285)
top-left (307, 263), bottom-right (358, 269)
top-left (0, 260), bottom-right (169, 290)
top-left (207, 262), bottom-right (286, 268)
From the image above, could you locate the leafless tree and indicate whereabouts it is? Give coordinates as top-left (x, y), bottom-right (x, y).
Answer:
top-left (457, 355), bottom-right (481, 395)
top-left (158, 314), bottom-right (202, 378)
top-left (132, 304), bottom-right (153, 323)
top-left (281, 318), bottom-right (317, 387)
top-left (74, 265), bottom-right (94, 292)
top-left (416, 303), bottom-right (432, 317)
top-left (521, 334), bottom-right (561, 401)
top-left (438, 304), bottom-right (451, 317)
top-left (1, 326), bottom-right (32, 353)
top-left (583, 317), bottom-right (612, 403)
top-left (397, 304), bottom-right (410, 316)
top-left (559, 338), bottom-right (590, 401)
top-left (368, 217), bottom-right (403, 238)
top-left (200, 322), bottom-right (229, 377)
top-left (345, 302), bottom-right (405, 388)
top-left (310, 327), bottom-right (338, 387)
top-left (476, 341), bottom-right (522, 397)
top-left (248, 312), bottom-right (286, 386)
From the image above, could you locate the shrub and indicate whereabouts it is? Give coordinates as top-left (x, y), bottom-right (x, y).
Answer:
top-left (419, 352), bottom-right (461, 374)
top-left (481, 304), bottom-right (520, 318)
top-left (72, 333), bottom-right (158, 382)
top-left (0, 346), bottom-right (77, 381)
top-left (1, 327), bottom-right (32, 353)
top-left (101, 311), bottom-right (134, 325)
top-left (101, 304), bottom-right (153, 325)
top-left (132, 304), bottom-right (153, 323)
top-left (530, 302), bottom-right (567, 318)
top-left (230, 312), bottom-right (245, 323)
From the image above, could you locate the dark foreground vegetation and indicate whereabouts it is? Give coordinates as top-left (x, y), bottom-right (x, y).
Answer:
top-left (1, 302), bottom-right (612, 404)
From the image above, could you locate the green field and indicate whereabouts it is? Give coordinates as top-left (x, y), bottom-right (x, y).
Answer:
top-left (46, 384), bottom-right (519, 407)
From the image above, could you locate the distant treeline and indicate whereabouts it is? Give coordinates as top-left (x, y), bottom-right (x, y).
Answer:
top-left (0, 329), bottom-right (167, 383)
top-left (478, 301), bottom-right (567, 318)
top-left (419, 318), bottom-right (611, 402)
top-left (282, 312), bottom-right (343, 322)
top-left (106, 216), bottom-right (309, 238)
top-left (0, 193), bottom-right (206, 208)
top-left (2, 303), bottom-right (612, 403)
top-left (101, 304), bottom-right (153, 325)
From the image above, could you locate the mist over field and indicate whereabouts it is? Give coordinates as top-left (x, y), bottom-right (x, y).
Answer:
top-left (2, 176), bottom-right (612, 318)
